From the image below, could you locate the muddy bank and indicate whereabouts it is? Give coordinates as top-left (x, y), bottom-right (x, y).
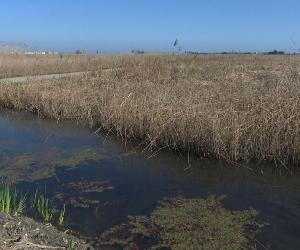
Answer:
top-left (0, 212), bottom-right (92, 250)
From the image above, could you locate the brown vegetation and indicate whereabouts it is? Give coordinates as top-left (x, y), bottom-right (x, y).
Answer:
top-left (0, 54), bottom-right (300, 167)
top-left (0, 53), bottom-right (122, 78)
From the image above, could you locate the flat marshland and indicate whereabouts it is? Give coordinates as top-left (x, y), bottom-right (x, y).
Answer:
top-left (0, 53), bottom-right (119, 78)
top-left (0, 53), bottom-right (300, 167)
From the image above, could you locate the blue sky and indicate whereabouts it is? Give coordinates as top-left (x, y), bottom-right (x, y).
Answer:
top-left (0, 0), bottom-right (299, 53)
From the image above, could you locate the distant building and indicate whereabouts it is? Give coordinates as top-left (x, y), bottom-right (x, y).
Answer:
top-left (24, 51), bottom-right (59, 55)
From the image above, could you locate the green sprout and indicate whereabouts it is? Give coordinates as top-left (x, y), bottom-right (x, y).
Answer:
top-left (36, 195), bottom-right (54, 222)
top-left (58, 204), bottom-right (66, 226)
top-left (0, 184), bottom-right (26, 215)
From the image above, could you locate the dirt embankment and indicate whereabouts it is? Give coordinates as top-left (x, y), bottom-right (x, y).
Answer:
top-left (0, 212), bottom-right (92, 250)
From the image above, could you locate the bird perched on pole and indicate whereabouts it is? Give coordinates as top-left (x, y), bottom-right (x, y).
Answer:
top-left (174, 39), bottom-right (178, 48)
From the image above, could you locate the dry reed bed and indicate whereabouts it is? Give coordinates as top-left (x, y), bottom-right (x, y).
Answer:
top-left (0, 53), bottom-right (130, 78)
top-left (0, 54), bottom-right (300, 167)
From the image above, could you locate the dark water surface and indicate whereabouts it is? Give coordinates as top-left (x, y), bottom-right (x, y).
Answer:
top-left (1, 110), bottom-right (300, 249)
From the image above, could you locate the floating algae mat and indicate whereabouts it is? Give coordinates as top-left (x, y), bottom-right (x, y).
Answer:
top-left (1, 110), bottom-right (300, 249)
top-left (0, 148), bottom-right (107, 182)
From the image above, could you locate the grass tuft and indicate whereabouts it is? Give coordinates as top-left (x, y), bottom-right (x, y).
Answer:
top-left (0, 184), bottom-right (26, 216)
top-left (58, 204), bottom-right (66, 226)
top-left (35, 194), bottom-right (54, 222)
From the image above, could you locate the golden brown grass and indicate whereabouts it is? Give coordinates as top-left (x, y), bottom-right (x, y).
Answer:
top-left (0, 54), bottom-right (300, 167)
top-left (0, 53), bottom-right (126, 78)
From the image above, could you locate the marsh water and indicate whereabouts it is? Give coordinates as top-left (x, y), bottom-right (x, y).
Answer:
top-left (1, 110), bottom-right (300, 249)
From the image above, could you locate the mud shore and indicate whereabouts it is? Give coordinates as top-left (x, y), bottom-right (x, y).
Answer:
top-left (0, 212), bottom-right (92, 250)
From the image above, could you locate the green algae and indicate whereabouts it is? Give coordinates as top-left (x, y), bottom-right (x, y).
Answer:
top-left (0, 148), bottom-right (107, 183)
top-left (52, 180), bottom-right (114, 208)
top-left (13, 155), bottom-right (34, 167)
top-left (100, 196), bottom-right (267, 250)
top-left (52, 148), bottom-right (105, 169)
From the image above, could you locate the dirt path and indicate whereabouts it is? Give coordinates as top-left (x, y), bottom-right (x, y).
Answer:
top-left (0, 68), bottom-right (115, 83)
top-left (0, 71), bottom-right (92, 83)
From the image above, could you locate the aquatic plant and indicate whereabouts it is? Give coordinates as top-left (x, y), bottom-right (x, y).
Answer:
top-left (0, 185), bottom-right (26, 215)
top-left (11, 188), bottom-right (26, 216)
top-left (31, 190), bottom-right (67, 225)
top-left (58, 204), bottom-right (66, 225)
top-left (0, 185), bottom-right (11, 214)
top-left (100, 196), bottom-right (267, 249)
top-left (36, 195), bottom-right (54, 222)
top-left (30, 189), bottom-right (38, 209)
top-left (0, 185), bottom-right (66, 227)
top-left (0, 148), bottom-right (106, 183)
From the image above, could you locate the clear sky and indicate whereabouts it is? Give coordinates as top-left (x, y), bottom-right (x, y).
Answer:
top-left (0, 0), bottom-right (299, 53)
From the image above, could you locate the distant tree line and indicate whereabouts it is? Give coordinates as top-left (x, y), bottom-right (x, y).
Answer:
top-left (185, 50), bottom-right (300, 55)
top-left (263, 50), bottom-right (285, 55)
top-left (131, 50), bottom-right (145, 54)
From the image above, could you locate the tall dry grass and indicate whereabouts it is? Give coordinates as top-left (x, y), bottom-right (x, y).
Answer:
top-left (0, 54), bottom-right (300, 167)
top-left (0, 53), bottom-right (130, 78)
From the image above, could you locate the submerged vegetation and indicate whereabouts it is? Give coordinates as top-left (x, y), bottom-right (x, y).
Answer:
top-left (100, 196), bottom-right (266, 249)
top-left (0, 183), bottom-right (268, 249)
top-left (0, 147), bottom-right (106, 183)
top-left (0, 54), bottom-right (300, 167)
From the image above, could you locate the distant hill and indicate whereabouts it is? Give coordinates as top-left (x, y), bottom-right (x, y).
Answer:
top-left (0, 41), bottom-right (31, 53)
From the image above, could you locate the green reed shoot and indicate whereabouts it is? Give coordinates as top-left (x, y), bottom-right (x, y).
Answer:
top-left (36, 195), bottom-right (54, 222)
top-left (11, 188), bottom-right (26, 216)
top-left (58, 204), bottom-right (66, 226)
top-left (0, 185), bottom-right (11, 214)
top-left (0, 184), bottom-right (26, 215)
top-left (30, 189), bottom-right (38, 209)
